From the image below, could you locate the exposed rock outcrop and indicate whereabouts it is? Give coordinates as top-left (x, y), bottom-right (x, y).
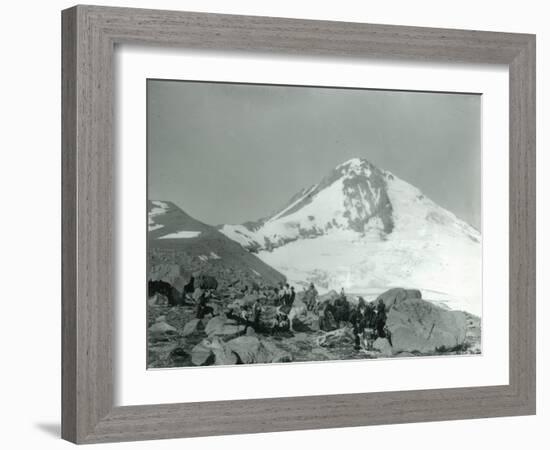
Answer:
top-left (190, 336), bottom-right (292, 366)
top-left (383, 291), bottom-right (468, 353)
top-left (204, 315), bottom-right (242, 341)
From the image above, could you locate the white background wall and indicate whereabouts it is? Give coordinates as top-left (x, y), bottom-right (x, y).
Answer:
top-left (0, 1), bottom-right (546, 448)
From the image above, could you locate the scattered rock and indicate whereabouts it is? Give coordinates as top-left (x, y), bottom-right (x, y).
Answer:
top-left (148, 293), bottom-right (169, 307)
top-left (169, 347), bottom-right (191, 365)
top-left (204, 315), bottom-right (242, 340)
top-left (191, 340), bottom-right (214, 366)
top-left (182, 318), bottom-right (204, 336)
top-left (226, 336), bottom-right (293, 364)
top-left (149, 321), bottom-right (177, 333)
top-left (373, 337), bottom-right (393, 356)
top-left (226, 336), bottom-right (267, 364)
top-left (210, 339), bottom-right (238, 365)
top-left (292, 310), bottom-right (320, 332)
top-left (204, 315), bottom-right (227, 334)
top-left (148, 316), bottom-right (178, 341)
top-left (317, 327), bottom-right (354, 348)
top-left (261, 340), bottom-right (293, 363)
top-left (395, 351), bottom-right (416, 358)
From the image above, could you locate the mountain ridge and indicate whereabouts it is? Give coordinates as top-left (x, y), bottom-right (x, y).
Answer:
top-left (148, 200), bottom-right (286, 289)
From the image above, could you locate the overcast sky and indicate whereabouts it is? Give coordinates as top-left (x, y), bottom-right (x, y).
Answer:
top-left (148, 80), bottom-right (481, 229)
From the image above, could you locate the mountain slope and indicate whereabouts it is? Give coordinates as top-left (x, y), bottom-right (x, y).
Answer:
top-left (219, 158), bottom-right (482, 315)
top-left (148, 200), bottom-right (286, 288)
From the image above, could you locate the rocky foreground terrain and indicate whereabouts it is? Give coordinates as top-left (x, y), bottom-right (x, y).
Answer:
top-left (147, 286), bottom-right (481, 368)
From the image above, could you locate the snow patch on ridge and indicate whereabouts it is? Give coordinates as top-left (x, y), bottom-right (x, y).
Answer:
top-left (158, 230), bottom-right (201, 239)
top-left (148, 201), bottom-right (170, 231)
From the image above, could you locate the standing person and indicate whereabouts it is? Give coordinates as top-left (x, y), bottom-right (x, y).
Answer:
top-left (365, 302), bottom-right (376, 328)
top-left (363, 302), bottom-right (377, 349)
top-left (335, 288), bottom-right (350, 326)
top-left (281, 283), bottom-right (290, 306)
top-left (277, 283), bottom-right (285, 306)
top-left (306, 283), bottom-right (318, 311)
top-left (350, 305), bottom-right (367, 351)
top-left (272, 287), bottom-right (280, 305)
top-left (375, 298), bottom-right (387, 338)
top-left (195, 289), bottom-right (209, 319)
top-left (340, 287), bottom-right (346, 301)
top-left (287, 286), bottom-right (296, 308)
top-left (321, 302), bottom-right (337, 331)
top-left (252, 297), bottom-right (262, 332)
top-left (241, 305), bottom-right (252, 333)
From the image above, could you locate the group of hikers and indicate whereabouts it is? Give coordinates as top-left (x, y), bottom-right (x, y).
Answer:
top-left (232, 282), bottom-right (301, 335)
top-left (234, 282), bottom-right (392, 351)
top-left (152, 275), bottom-right (390, 351)
top-left (349, 295), bottom-right (391, 351)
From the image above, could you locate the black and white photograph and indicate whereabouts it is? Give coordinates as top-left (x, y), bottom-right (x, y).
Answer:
top-left (1, 0), bottom-right (543, 447)
top-left (147, 79), bottom-right (482, 368)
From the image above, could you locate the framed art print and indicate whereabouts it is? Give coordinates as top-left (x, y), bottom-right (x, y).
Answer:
top-left (62, 5), bottom-right (536, 444)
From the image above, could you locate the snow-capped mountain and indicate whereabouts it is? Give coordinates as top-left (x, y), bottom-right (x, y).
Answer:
top-left (220, 158), bottom-right (482, 315)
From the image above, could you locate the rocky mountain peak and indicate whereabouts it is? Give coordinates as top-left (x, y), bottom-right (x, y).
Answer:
top-left (326, 157), bottom-right (394, 234)
top-left (219, 157), bottom-right (396, 251)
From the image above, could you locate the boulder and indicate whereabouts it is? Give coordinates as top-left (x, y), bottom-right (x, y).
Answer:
top-left (204, 315), bottom-right (227, 334)
top-left (205, 315), bottom-right (242, 341)
top-left (147, 293), bottom-right (169, 307)
top-left (395, 351), bottom-right (416, 358)
top-left (169, 347), bottom-right (191, 365)
top-left (208, 302), bottom-right (225, 316)
top-left (405, 289), bottom-right (422, 299)
top-left (374, 287), bottom-right (423, 311)
top-left (149, 321), bottom-right (177, 334)
top-left (171, 275), bottom-right (192, 295)
top-left (191, 337), bottom-right (239, 366)
top-left (387, 297), bottom-right (468, 353)
top-left (317, 328), bottom-right (354, 348)
top-left (191, 340), bottom-right (215, 366)
top-left (374, 288), bottom-right (408, 310)
top-left (226, 336), bottom-right (267, 364)
top-left (373, 337), bottom-right (394, 357)
top-left (292, 310), bottom-right (320, 332)
top-left (181, 318), bottom-right (204, 337)
top-left (210, 339), bottom-right (238, 366)
top-left (226, 336), bottom-right (292, 364)
top-left (148, 264), bottom-right (181, 284)
top-left (261, 340), bottom-right (293, 363)
top-left (148, 316), bottom-right (178, 341)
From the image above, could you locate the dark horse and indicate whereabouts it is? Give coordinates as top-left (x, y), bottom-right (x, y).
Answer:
top-left (148, 280), bottom-right (176, 306)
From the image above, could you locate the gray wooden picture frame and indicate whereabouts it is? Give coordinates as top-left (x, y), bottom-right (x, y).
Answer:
top-left (61, 5), bottom-right (536, 444)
